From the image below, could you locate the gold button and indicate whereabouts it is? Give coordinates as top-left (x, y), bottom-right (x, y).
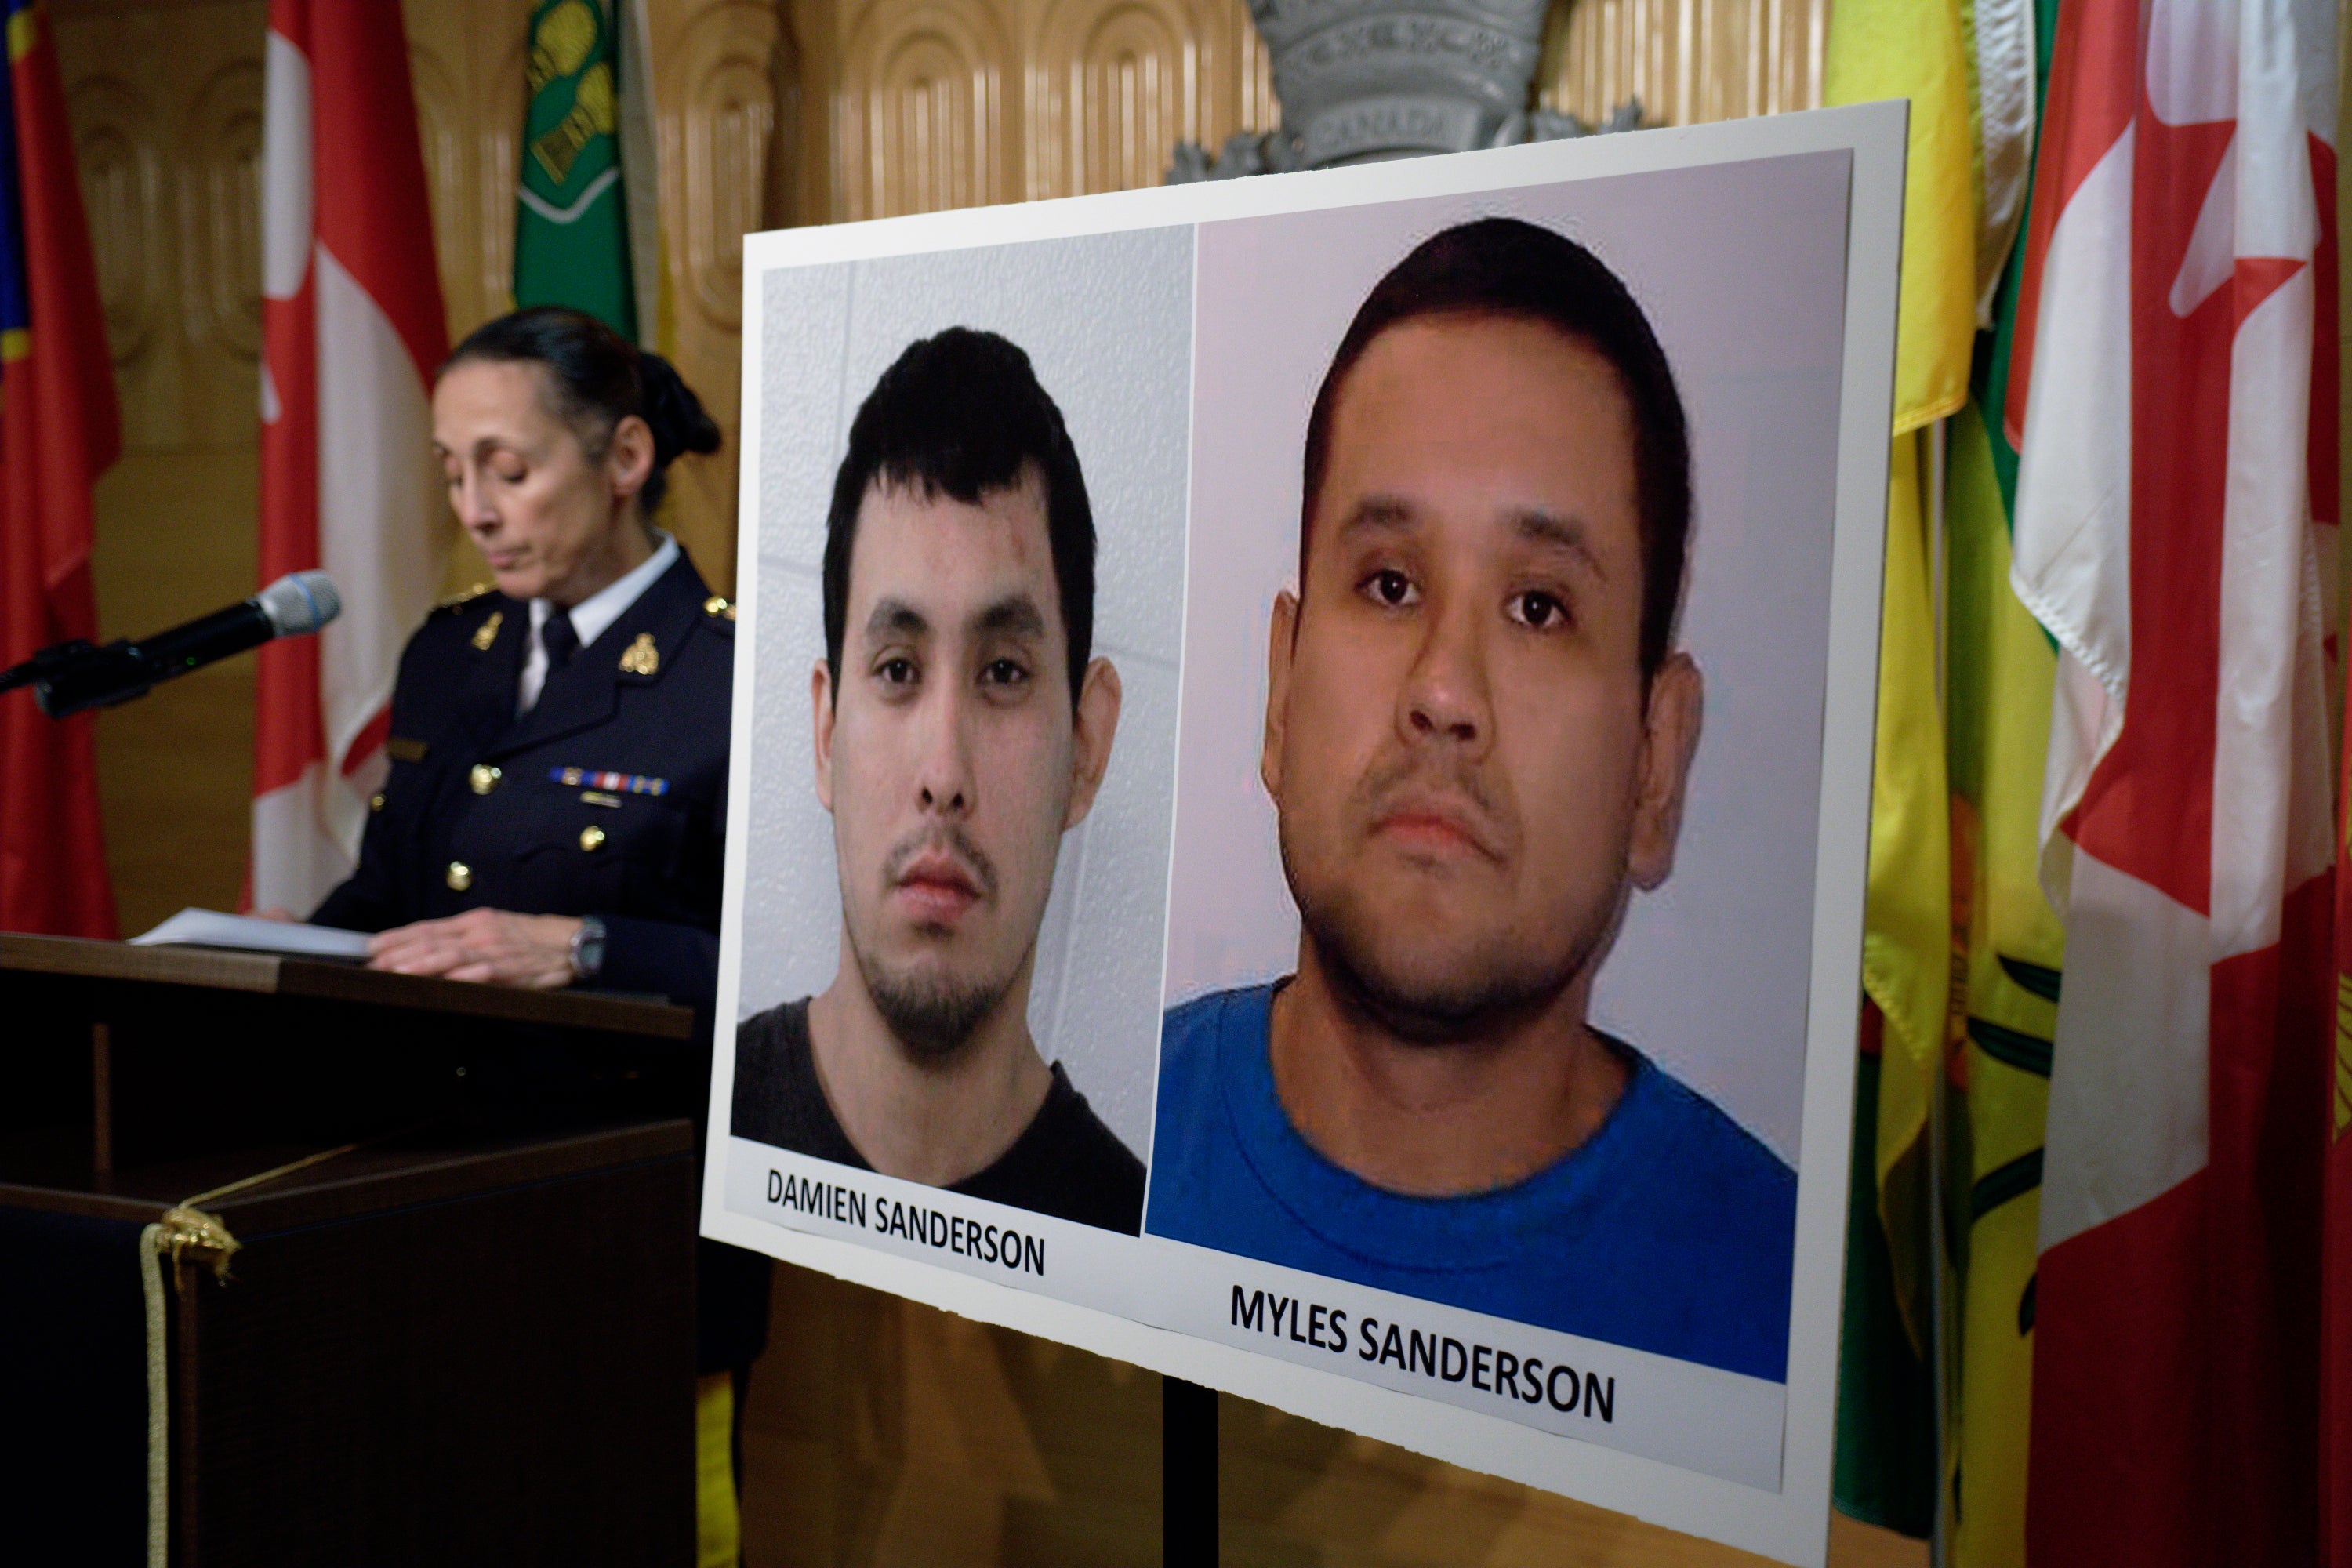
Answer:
top-left (368, 793), bottom-right (386, 812)
top-left (469, 764), bottom-right (500, 795)
top-left (445, 861), bottom-right (472, 891)
top-left (579, 825), bottom-right (606, 851)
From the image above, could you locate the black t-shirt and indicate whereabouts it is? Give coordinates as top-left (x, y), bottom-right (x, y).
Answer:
top-left (731, 999), bottom-right (1147, 1235)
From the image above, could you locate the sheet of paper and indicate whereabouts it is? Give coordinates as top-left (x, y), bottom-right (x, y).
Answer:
top-left (130, 907), bottom-right (372, 960)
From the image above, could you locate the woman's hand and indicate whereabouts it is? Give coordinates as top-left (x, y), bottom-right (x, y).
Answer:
top-left (366, 908), bottom-right (584, 989)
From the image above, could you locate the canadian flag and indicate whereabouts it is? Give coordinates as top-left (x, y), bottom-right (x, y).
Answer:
top-left (252, 0), bottom-right (447, 913)
top-left (2005, 0), bottom-right (2339, 1561)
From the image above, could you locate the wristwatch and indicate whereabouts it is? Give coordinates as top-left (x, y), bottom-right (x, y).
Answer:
top-left (568, 914), bottom-right (607, 983)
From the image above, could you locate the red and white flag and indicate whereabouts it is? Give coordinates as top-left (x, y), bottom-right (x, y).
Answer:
top-left (253, 0), bottom-right (447, 913)
top-left (2005, 0), bottom-right (2338, 1561)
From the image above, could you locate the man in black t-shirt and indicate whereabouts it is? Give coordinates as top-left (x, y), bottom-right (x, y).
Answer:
top-left (731, 328), bottom-right (1143, 1233)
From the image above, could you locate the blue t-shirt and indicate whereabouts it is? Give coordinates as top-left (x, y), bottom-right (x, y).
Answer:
top-left (1145, 984), bottom-right (1797, 1381)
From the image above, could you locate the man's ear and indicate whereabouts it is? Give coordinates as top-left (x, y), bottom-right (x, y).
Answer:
top-left (1062, 656), bottom-right (1123, 830)
top-left (1628, 651), bottom-right (1703, 891)
top-left (606, 413), bottom-right (655, 502)
top-left (811, 658), bottom-right (837, 815)
top-left (1260, 589), bottom-right (1299, 804)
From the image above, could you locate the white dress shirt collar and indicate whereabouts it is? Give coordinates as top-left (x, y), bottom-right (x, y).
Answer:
top-left (518, 531), bottom-right (679, 713)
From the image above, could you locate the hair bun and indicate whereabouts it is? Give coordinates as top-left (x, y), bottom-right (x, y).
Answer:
top-left (638, 351), bottom-right (724, 466)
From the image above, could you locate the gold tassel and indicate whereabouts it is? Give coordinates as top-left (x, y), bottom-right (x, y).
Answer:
top-left (138, 1140), bottom-right (366, 1563)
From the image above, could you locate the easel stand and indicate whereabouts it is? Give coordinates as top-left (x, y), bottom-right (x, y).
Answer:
top-left (1163, 1375), bottom-right (1218, 1565)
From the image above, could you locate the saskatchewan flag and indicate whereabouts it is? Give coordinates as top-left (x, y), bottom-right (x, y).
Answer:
top-left (1944, 379), bottom-right (2060, 1568)
top-left (515, 0), bottom-right (656, 341)
top-left (1826, 0), bottom-right (2059, 1548)
top-left (1943, 6), bottom-right (2060, 1558)
top-left (1824, 0), bottom-right (1975, 1537)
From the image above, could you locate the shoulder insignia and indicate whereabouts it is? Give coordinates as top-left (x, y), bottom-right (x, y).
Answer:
top-left (703, 596), bottom-right (735, 622)
top-left (427, 583), bottom-right (496, 622)
top-left (619, 631), bottom-right (660, 676)
top-left (470, 609), bottom-right (503, 651)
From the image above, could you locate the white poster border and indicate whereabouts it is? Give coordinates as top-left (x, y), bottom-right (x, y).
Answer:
top-left (705, 100), bottom-right (1907, 1568)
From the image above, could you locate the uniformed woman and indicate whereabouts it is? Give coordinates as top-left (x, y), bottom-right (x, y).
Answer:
top-left (307, 304), bottom-right (766, 1557)
top-left (314, 306), bottom-right (733, 1003)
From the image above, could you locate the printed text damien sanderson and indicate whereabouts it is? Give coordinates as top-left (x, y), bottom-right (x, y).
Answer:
top-left (764, 1168), bottom-right (1046, 1277)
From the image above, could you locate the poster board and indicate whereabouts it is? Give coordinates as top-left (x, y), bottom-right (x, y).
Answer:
top-left (702, 101), bottom-right (1904, 1567)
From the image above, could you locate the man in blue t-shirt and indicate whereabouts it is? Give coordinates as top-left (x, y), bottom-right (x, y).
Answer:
top-left (1146, 219), bottom-right (1797, 1383)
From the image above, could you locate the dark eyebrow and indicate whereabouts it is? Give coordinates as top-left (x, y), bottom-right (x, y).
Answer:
top-left (1333, 496), bottom-right (1417, 540)
top-left (862, 597), bottom-right (929, 643)
top-left (1512, 509), bottom-right (1606, 581)
top-left (1334, 497), bottom-right (1607, 582)
top-left (975, 594), bottom-right (1047, 641)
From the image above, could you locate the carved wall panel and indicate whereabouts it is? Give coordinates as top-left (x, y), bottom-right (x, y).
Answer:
top-left (67, 74), bottom-right (162, 369)
top-left (405, 45), bottom-right (470, 332)
top-left (670, 5), bottom-right (778, 330)
top-left (474, 29), bottom-right (529, 339)
top-left (834, 0), bottom-right (1009, 220)
top-left (1540, 0), bottom-right (1831, 129)
top-left (1235, 11), bottom-right (1272, 137)
top-left (59, 10), bottom-right (270, 456)
top-left (180, 59), bottom-right (263, 377)
top-left (1032, 0), bottom-right (1205, 198)
top-left (797, 0), bottom-right (1267, 223)
top-left (650, 0), bottom-right (788, 595)
top-left (60, 56), bottom-right (176, 450)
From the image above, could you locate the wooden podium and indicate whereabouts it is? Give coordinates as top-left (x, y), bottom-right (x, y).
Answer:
top-left (0, 935), bottom-right (706, 1566)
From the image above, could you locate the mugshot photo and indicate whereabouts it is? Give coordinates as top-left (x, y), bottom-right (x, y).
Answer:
top-left (1149, 151), bottom-right (1857, 1381)
top-left (725, 226), bottom-right (1193, 1235)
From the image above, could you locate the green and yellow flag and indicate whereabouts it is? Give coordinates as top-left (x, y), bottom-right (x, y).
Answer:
top-left (1944, 387), bottom-right (2060, 1568)
top-left (1943, 6), bottom-right (2061, 1558)
top-left (1824, 0), bottom-right (1979, 1537)
top-left (1825, 0), bottom-right (2061, 1548)
top-left (515, 0), bottom-right (655, 340)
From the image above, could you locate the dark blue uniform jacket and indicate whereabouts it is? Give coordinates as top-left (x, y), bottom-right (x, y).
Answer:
top-left (313, 550), bottom-right (731, 1011)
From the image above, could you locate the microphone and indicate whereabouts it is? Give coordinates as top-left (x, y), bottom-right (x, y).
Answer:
top-left (0, 570), bottom-right (342, 717)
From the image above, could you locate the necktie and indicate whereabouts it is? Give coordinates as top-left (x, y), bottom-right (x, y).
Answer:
top-left (541, 608), bottom-right (580, 672)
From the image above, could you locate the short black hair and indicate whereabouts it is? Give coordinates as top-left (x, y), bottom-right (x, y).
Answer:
top-left (823, 328), bottom-right (1096, 704)
top-left (1301, 218), bottom-right (1693, 677)
top-left (445, 306), bottom-right (720, 515)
